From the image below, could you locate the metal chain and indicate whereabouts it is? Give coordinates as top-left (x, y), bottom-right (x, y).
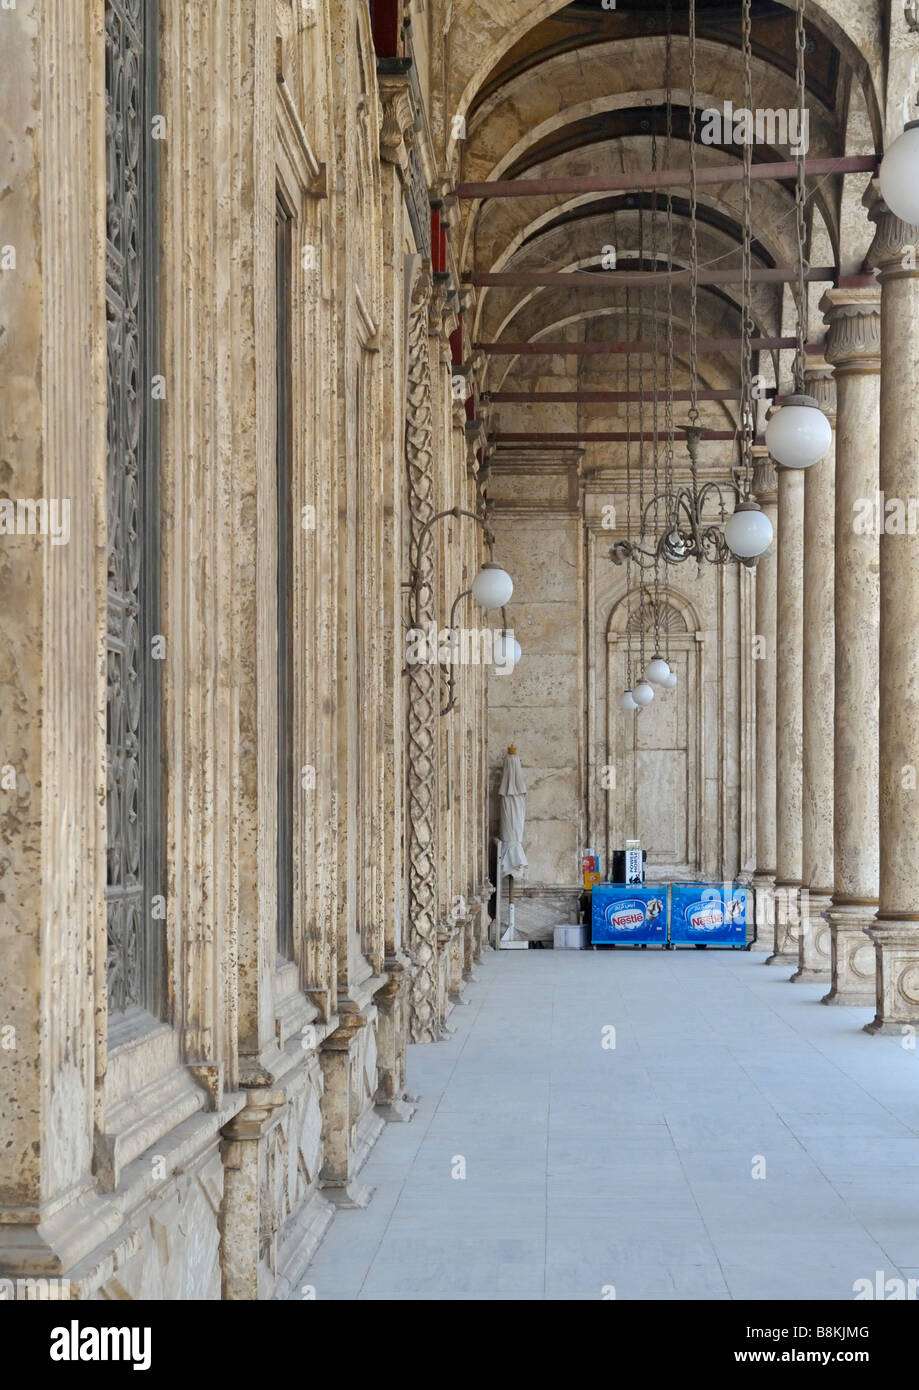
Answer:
top-left (741, 0), bottom-right (755, 491)
top-left (625, 286), bottom-right (634, 688)
top-left (794, 0), bottom-right (809, 392)
top-left (664, 0), bottom-right (674, 663)
top-left (637, 197), bottom-right (647, 676)
top-left (651, 122), bottom-right (662, 659)
top-left (688, 0), bottom-right (699, 427)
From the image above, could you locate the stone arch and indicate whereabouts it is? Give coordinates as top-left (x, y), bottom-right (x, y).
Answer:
top-left (606, 583), bottom-right (701, 639)
top-left (440, 0), bottom-right (883, 170)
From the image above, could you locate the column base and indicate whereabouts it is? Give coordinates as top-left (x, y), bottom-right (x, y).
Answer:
top-left (821, 902), bottom-right (877, 1005)
top-left (864, 921), bottom-right (919, 1033)
top-left (752, 872), bottom-right (776, 956)
top-left (791, 890), bottom-right (833, 982)
top-left (765, 882), bottom-right (801, 966)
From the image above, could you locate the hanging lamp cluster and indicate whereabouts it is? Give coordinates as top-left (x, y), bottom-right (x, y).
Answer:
top-left (609, 0), bottom-right (828, 595)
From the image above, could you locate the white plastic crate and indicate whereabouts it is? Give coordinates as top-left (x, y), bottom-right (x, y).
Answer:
top-left (553, 924), bottom-right (588, 950)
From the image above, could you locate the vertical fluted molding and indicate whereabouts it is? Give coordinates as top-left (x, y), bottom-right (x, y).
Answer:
top-left (793, 359), bottom-right (836, 981)
top-left (768, 464), bottom-right (805, 966)
top-left (864, 185), bottom-right (919, 1032)
top-left (820, 283), bottom-right (881, 1005)
top-left (752, 449), bottom-right (778, 953)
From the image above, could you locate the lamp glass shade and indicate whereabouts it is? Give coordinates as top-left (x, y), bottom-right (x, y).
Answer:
top-left (879, 122), bottom-right (919, 227)
top-left (471, 562), bottom-right (513, 609)
top-left (619, 689), bottom-right (638, 713)
top-left (493, 631), bottom-right (522, 669)
top-left (724, 502), bottom-right (774, 558)
top-left (632, 680), bottom-right (654, 707)
top-left (764, 395), bottom-right (832, 469)
top-left (663, 670), bottom-right (678, 690)
top-left (645, 654), bottom-right (671, 685)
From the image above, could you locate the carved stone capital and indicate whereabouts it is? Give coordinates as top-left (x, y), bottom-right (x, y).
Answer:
top-left (751, 445), bottom-right (778, 505)
top-left (864, 178), bottom-right (919, 278)
top-left (820, 286), bottom-right (882, 374)
top-left (803, 355), bottom-right (836, 425)
top-left (378, 73), bottom-right (416, 170)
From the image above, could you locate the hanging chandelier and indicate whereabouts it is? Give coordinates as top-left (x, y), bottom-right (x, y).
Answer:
top-left (610, 0), bottom-right (773, 573)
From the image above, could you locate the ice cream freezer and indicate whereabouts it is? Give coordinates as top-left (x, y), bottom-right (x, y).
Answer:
top-left (591, 882), bottom-right (669, 947)
top-left (669, 881), bottom-right (751, 947)
top-left (589, 880), bottom-right (753, 948)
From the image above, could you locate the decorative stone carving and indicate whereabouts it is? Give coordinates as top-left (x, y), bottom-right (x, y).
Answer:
top-left (405, 269), bottom-right (442, 1043)
top-left (378, 74), bottom-right (415, 169)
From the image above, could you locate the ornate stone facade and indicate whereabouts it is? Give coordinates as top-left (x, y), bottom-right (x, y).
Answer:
top-left (3, 0), bottom-right (919, 1303)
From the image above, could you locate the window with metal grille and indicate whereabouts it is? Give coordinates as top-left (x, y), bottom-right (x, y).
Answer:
top-left (104, 0), bottom-right (164, 1024)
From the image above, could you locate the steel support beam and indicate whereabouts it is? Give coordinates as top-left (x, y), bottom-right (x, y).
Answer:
top-left (453, 155), bottom-right (877, 200)
top-left (465, 267), bottom-right (836, 289)
top-left (474, 335), bottom-right (798, 356)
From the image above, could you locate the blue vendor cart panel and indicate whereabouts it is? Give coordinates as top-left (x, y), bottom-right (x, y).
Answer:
top-left (670, 881), bottom-right (750, 946)
top-left (592, 882), bottom-right (669, 945)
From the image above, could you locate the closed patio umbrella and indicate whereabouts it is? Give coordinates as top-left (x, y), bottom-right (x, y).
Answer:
top-left (498, 746), bottom-right (528, 946)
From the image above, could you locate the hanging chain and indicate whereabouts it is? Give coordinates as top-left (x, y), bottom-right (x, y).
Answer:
top-left (625, 285), bottom-right (634, 688)
top-left (740, 0), bottom-right (755, 493)
top-left (688, 0), bottom-right (699, 429)
top-left (651, 121), bottom-right (662, 659)
top-left (637, 196), bottom-right (647, 677)
top-left (794, 0), bottom-right (808, 393)
top-left (664, 0), bottom-right (675, 663)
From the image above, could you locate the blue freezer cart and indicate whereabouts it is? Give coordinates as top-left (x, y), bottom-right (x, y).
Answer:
top-left (669, 881), bottom-right (750, 947)
top-left (591, 882), bottom-right (669, 946)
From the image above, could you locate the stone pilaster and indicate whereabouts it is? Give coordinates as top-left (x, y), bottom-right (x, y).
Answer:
top-left (793, 359), bottom-right (836, 982)
top-left (864, 186), bottom-right (919, 1031)
top-left (751, 448), bottom-right (779, 954)
top-left (768, 463), bottom-right (805, 966)
top-left (820, 283), bottom-right (882, 1005)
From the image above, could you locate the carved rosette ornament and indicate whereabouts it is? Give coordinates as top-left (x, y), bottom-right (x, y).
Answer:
top-left (405, 269), bottom-right (441, 1043)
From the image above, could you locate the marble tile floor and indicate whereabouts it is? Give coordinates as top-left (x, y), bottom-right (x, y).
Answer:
top-left (292, 948), bottom-right (919, 1301)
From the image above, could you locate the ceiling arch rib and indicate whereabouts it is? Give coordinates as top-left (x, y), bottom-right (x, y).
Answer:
top-left (447, 0), bottom-right (873, 457)
top-left (442, 0), bottom-right (883, 176)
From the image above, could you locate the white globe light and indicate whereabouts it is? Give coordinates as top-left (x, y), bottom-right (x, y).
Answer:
top-left (724, 500), bottom-right (774, 559)
top-left (471, 562), bottom-right (513, 610)
top-left (645, 654), bottom-right (671, 685)
top-left (619, 689), bottom-right (638, 713)
top-left (879, 122), bottom-right (919, 227)
top-left (493, 630), bottom-right (521, 669)
top-left (663, 670), bottom-right (678, 690)
top-left (632, 679), bottom-right (654, 707)
top-left (764, 394), bottom-right (832, 469)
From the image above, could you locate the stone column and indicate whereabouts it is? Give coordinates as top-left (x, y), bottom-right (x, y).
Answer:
top-left (820, 284), bottom-right (881, 1005)
top-left (768, 462), bottom-right (805, 966)
top-left (793, 359), bottom-right (836, 981)
top-left (865, 189), bottom-right (919, 1032)
top-left (751, 448), bottom-right (779, 955)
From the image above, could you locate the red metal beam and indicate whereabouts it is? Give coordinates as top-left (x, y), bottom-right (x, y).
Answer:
top-left (484, 388), bottom-right (776, 404)
top-left (454, 155), bottom-right (878, 200)
top-left (465, 267), bottom-right (836, 289)
top-left (474, 335), bottom-right (797, 356)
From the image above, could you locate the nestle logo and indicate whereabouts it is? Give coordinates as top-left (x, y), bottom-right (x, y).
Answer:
top-left (607, 905), bottom-right (644, 930)
top-left (689, 905), bottom-right (724, 931)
